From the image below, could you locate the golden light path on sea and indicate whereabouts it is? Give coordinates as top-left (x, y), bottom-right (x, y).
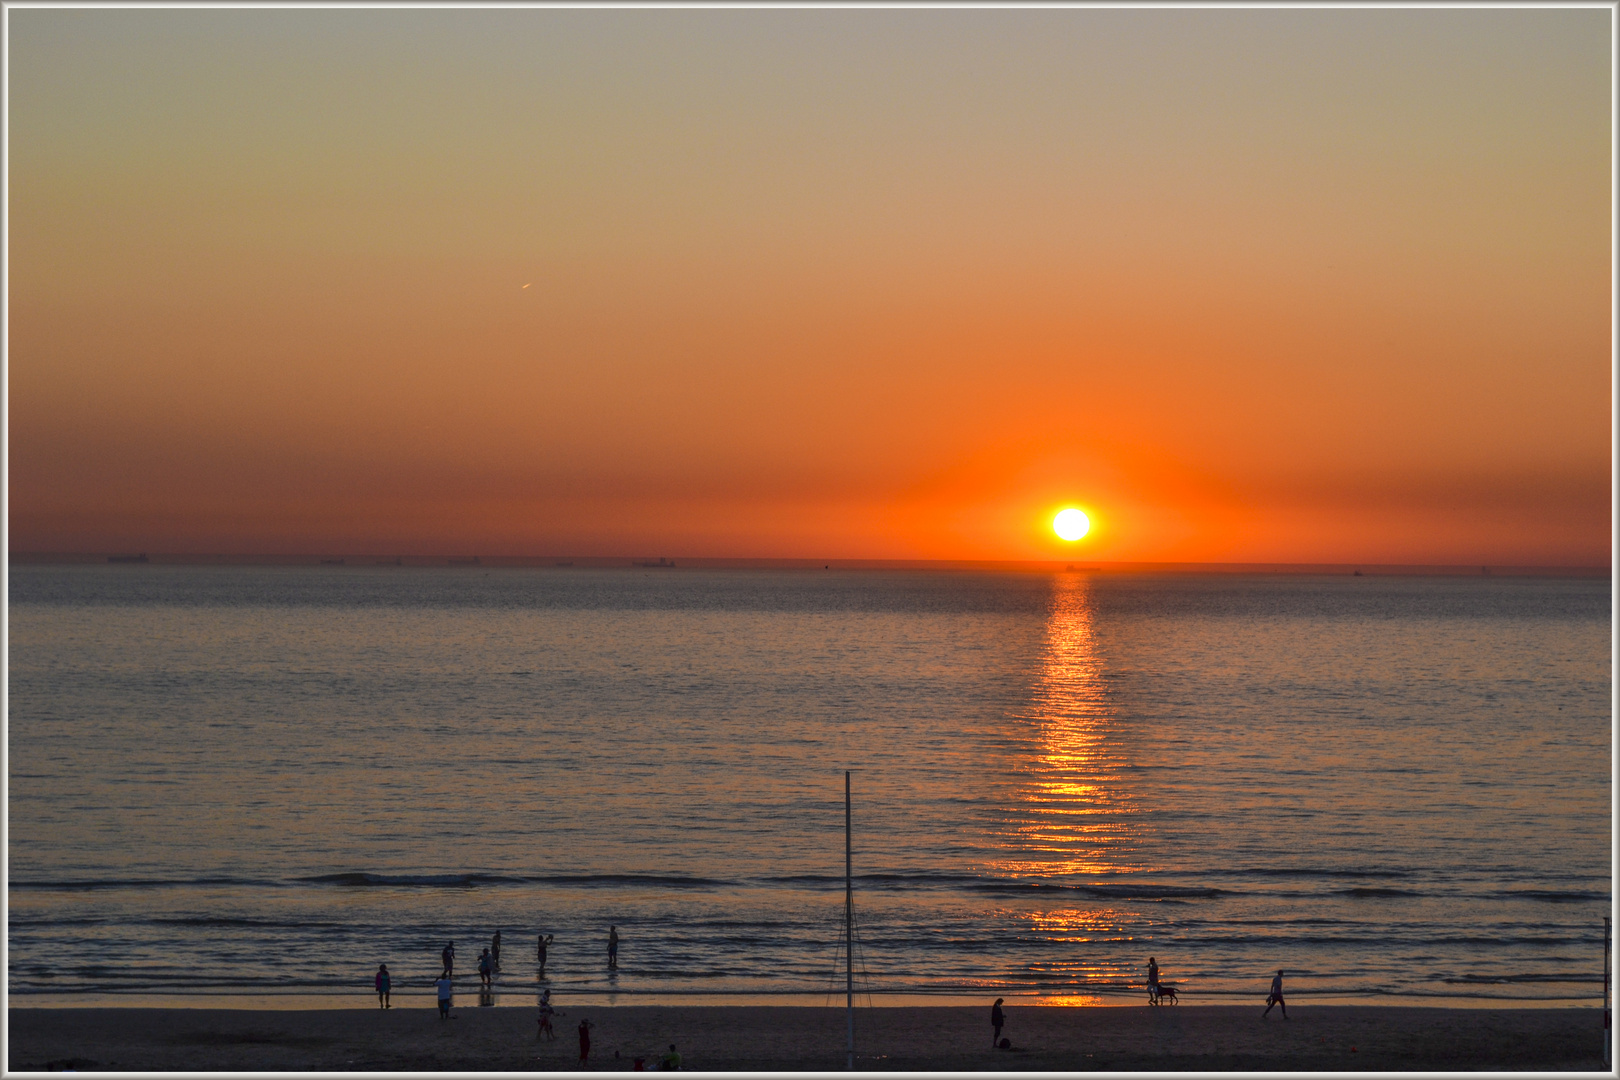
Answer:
top-left (994, 574), bottom-right (1144, 882)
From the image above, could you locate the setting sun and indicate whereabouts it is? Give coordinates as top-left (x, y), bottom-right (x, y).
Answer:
top-left (1053, 508), bottom-right (1091, 542)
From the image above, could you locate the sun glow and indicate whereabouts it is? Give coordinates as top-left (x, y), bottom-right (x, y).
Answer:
top-left (1053, 508), bottom-right (1090, 542)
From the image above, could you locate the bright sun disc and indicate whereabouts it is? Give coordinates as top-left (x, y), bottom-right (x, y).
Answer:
top-left (1054, 508), bottom-right (1090, 541)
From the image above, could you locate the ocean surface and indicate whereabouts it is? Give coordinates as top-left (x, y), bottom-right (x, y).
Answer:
top-left (7, 566), bottom-right (1612, 1007)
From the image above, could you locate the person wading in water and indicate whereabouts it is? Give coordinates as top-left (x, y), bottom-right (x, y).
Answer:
top-left (537, 933), bottom-right (553, 975)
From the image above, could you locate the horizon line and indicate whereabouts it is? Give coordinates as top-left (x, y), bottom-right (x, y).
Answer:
top-left (7, 551), bottom-right (1611, 577)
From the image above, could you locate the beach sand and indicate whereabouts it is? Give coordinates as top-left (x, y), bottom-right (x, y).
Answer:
top-left (7, 1003), bottom-right (1609, 1071)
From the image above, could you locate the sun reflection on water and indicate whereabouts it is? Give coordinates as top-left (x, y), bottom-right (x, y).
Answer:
top-left (995, 574), bottom-right (1145, 877)
top-left (1022, 907), bottom-right (1135, 936)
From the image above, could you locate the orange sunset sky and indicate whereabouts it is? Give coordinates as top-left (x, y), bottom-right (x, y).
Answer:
top-left (7, 8), bottom-right (1613, 565)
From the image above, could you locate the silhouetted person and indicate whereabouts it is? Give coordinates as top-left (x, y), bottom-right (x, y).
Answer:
top-left (1147, 956), bottom-right (1160, 1001)
top-left (579, 1018), bottom-right (594, 1065)
top-left (1263, 970), bottom-right (1287, 1018)
top-left (991, 998), bottom-right (1005, 1047)
top-left (538, 989), bottom-right (557, 1040)
top-left (436, 973), bottom-right (453, 1019)
top-left (538, 933), bottom-right (553, 974)
top-left (492, 930), bottom-right (502, 971)
top-left (375, 963), bottom-right (391, 1008)
top-left (661, 1044), bottom-right (682, 1070)
top-left (608, 926), bottom-right (619, 969)
top-left (478, 947), bottom-right (493, 987)
top-left (441, 941), bottom-right (456, 978)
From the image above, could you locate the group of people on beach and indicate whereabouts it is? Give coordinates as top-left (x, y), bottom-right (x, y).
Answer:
top-left (386, 936), bottom-right (1288, 1067)
top-left (371, 926), bottom-right (623, 1015)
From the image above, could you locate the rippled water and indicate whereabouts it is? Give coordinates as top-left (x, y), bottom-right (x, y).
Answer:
top-left (7, 566), bottom-right (1611, 1004)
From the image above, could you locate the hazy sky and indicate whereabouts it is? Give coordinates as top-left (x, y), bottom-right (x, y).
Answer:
top-left (8, 8), bottom-right (1612, 562)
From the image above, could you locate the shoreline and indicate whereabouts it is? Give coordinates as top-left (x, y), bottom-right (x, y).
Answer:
top-left (8, 988), bottom-right (1605, 1011)
top-left (8, 1003), bottom-right (1609, 1071)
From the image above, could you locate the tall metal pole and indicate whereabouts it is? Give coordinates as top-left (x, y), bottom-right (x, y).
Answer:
top-left (846, 770), bottom-right (854, 1071)
top-left (1604, 916), bottom-right (1610, 1068)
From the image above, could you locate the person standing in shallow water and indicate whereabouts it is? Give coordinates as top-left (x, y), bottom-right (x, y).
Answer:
top-left (537, 933), bottom-right (553, 974)
top-left (990, 998), bottom-right (1005, 1047)
top-left (1263, 969), bottom-right (1287, 1018)
top-left (1147, 957), bottom-right (1159, 996)
top-left (608, 926), bottom-right (619, 969)
top-left (441, 941), bottom-right (456, 978)
top-left (492, 930), bottom-right (502, 972)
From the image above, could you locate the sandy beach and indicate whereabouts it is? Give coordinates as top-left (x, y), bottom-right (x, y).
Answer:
top-left (7, 1003), bottom-right (1609, 1071)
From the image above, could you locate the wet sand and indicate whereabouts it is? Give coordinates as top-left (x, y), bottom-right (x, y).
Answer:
top-left (7, 1003), bottom-right (1608, 1071)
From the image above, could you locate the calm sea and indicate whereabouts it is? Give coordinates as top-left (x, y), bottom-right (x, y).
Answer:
top-left (7, 566), bottom-right (1612, 1007)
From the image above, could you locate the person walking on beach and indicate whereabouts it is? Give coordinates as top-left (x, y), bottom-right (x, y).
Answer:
top-left (578, 1018), bottom-right (594, 1065)
top-left (492, 930), bottom-right (502, 972)
top-left (1147, 957), bottom-right (1160, 999)
top-left (990, 998), bottom-right (1005, 1047)
top-left (478, 947), bottom-right (493, 987)
top-left (375, 963), bottom-right (391, 1009)
top-left (1263, 969), bottom-right (1287, 1018)
top-left (537, 933), bottom-right (553, 974)
top-left (608, 925), bottom-right (619, 969)
top-left (441, 940), bottom-right (456, 978)
top-left (537, 989), bottom-right (557, 1040)
top-left (436, 973), bottom-right (454, 1019)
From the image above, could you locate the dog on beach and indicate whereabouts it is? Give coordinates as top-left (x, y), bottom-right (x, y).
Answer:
top-left (1148, 983), bottom-right (1179, 1005)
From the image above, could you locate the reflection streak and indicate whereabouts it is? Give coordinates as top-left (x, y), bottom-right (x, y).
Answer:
top-left (996, 575), bottom-right (1142, 879)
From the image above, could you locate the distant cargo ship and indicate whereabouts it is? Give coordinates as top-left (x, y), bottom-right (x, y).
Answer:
top-left (633, 557), bottom-right (677, 568)
top-left (107, 554), bottom-right (148, 564)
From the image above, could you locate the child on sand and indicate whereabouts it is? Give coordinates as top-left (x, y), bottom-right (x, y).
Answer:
top-left (375, 964), bottom-right (391, 1009)
top-left (579, 1018), bottom-right (594, 1065)
top-left (661, 1044), bottom-right (682, 1070)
